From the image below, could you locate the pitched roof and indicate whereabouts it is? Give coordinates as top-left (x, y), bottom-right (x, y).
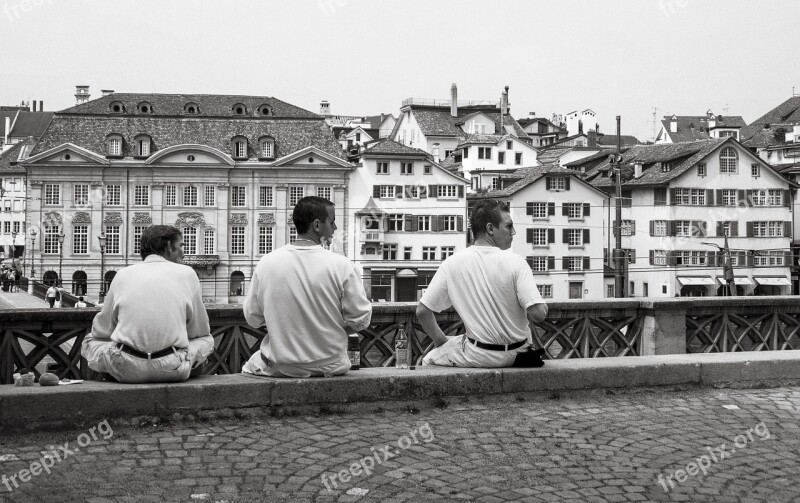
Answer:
top-left (517, 117), bottom-right (562, 130)
top-left (748, 96), bottom-right (800, 126)
top-left (362, 137), bottom-right (428, 157)
top-left (31, 114), bottom-right (346, 160)
top-left (660, 115), bottom-right (746, 143)
top-left (410, 108), bottom-right (529, 140)
top-left (0, 111), bottom-right (18, 136)
top-left (7, 111), bottom-right (54, 138)
top-left (0, 138), bottom-right (33, 173)
top-left (362, 114), bottom-right (394, 130)
top-left (468, 165), bottom-right (596, 199)
top-left (595, 134), bottom-right (641, 147)
top-left (535, 146), bottom-right (573, 165)
top-left (585, 139), bottom-right (727, 188)
top-left (59, 93), bottom-right (320, 119)
top-left (741, 96), bottom-right (800, 147)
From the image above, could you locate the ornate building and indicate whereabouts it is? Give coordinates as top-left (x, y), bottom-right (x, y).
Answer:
top-left (22, 93), bottom-right (353, 304)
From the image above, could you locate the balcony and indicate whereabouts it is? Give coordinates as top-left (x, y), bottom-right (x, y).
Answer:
top-left (363, 231), bottom-right (384, 242)
top-left (181, 255), bottom-right (220, 270)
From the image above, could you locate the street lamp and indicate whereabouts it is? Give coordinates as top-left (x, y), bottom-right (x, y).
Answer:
top-left (29, 228), bottom-right (37, 278)
top-left (98, 233), bottom-right (107, 302)
top-left (57, 231), bottom-right (65, 287)
top-left (701, 240), bottom-right (736, 296)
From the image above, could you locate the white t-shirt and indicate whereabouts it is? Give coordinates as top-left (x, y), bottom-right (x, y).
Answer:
top-left (420, 245), bottom-right (544, 345)
top-left (243, 245), bottom-right (372, 366)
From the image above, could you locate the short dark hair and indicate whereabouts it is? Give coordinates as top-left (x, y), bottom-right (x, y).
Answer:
top-left (140, 225), bottom-right (182, 260)
top-left (292, 196), bottom-right (334, 234)
top-left (470, 200), bottom-right (509, 237)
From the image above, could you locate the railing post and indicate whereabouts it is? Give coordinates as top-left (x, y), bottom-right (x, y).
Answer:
top-left (640, 300), bottom-right (688, 355)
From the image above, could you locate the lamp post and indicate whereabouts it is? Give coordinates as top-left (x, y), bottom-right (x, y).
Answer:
top-left (57, 231), bottom-right (65, 287)
top-left (701, 239), bottom-right (736, 296)
top-left (29, 228), bottom-right (37, 295)
top-left (98, 233), bottom-right (107, 302)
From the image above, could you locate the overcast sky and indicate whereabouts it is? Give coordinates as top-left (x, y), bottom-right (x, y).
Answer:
top-left (2, 0), bottom-right (798, 141)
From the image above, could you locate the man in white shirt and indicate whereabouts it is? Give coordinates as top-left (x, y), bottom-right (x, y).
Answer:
top-left (82, 225), bottom-right (214, 383)
top-left (242, 196), bottom-right (372, 378)
top-left (416, 199), bottom-right (548, 368)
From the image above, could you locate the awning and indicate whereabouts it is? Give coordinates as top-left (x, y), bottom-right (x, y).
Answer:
top-left (716, 276), bottom-right (754, 286)
top-left (396, 268), bottom-right (417, 278)
top-left (754, 276), bottom-right (792, 286)
top-left (677, 276), bottom-right (715, 286)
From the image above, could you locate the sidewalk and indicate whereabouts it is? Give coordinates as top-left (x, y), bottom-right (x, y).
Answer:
top-left (0, 291), bottom-right (48, 309)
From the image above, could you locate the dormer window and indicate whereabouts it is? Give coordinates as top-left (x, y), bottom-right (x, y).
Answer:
top-left (231, 136), bottom-right (248, 159)
top-left (184, 102), bottom-right (200, 114)
top-left (137, 102), bottom-right (153, 114)
top-left (233, 104), bottom-right (247, 116)
top-left (259, 137), bottom-right (275, 159)
top-left (661, 162), bottom-right (672, 172)
top-left (258, 104), bottom-right (273, 116)
top-left (106, 134), bottom-right (123, 157)
top-left (134, 135), bottom-right (151, 157)
top-left (719, 147), bottom-right (738, 173)
top-left (109, 101), bottom-right (125, 114)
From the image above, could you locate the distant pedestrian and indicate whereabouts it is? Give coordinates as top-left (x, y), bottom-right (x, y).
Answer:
top-left (46, 285), bottom-right (57, 308)
top-left (75, 296), bottom-right (87, 308)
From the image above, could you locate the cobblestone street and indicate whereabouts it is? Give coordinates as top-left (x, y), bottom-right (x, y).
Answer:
top-left (0, 385), bottom-right (798, 503)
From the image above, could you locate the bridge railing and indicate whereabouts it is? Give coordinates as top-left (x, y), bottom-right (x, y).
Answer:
top-left (2, 297), bottom-right (799, 384)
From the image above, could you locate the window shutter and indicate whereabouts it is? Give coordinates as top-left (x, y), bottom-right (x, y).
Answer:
top-left (526, 202), bottom-right (534, 215)
top-left (715, 189), bottom-right (723, 205)
top-left (668, 251), bottom-right (678, 267)
top-left (547, 202), bottom-right (555, 216)
top-left (373, 185), bottom-right (380, 198)
top-left (707, 251), bottom-right (715, 267)
top-left (458, 185), bottom-right (464, 198)
top-left (631, 221), bottom-right (636, 235)
top-left (526, 229), bottom-right (533, 243)
top-left (562, 257), bottom-right (568, 270)
top-left (547, 256), bottom-right (555, 271)
top-left (457, 216), bottom-right (464, 232)
top-left (785, 250), bottom-right (792, 266)
top-left (745, 189), bottom-right (753, 206)
top-left (668, 220), bottom-right (676, 236)
top-left (654, 188), bottom-right (666, 205)
top-left (583, 256), bottom-right (591, 270)
top-left (649, 221), bottom-right (655, 236)
top-left (731, 221), bottom-right (739, 237)
top-left (706, 190), bottom-right (714, 206)
top-left (396, 185), bottom-right (404, 198)
top-left (716, 222), bottom-right (723, 237)
top-left (613, 220), bottom-right (618, 237)
top-left (697, 221), bottom-right (707, 237)
top-left (562, 229), bottom-right (570, 243)
top-left (746, 222), bottom-right (754, 237)
top-left (404, 215), bottom-right (413, 231)
top-left (565, 178), bottom-right (571, 190)
top-left (431, 216), bottom-right (439, 232)
top-left (669, 188), bottom-right (676, 205)
top-left (649, 250), bottom-right (654, 265)
top-left (547, 228), bottom-right (555, 244)
top-left (784, 221), bottom-right (792, 238)
top-left (583, 229), bottom-right (590, 243)
top-left (562, 204), bottom-right (569, 216)
top-left (629, 250), bottom-right (636, 263)
top-left (410, 216), bottom-right (419, 232)
top-left (545, 177), bottom-right (552, 190)
top-left (784, 190), bottom-right (791, 207)
top-left (737, 189), bottom-right (746, 206)
top-left (746, 251), bottom-right (754, 267)
top-left (428, 185), bottom-right (438, 198)
top-left (583, 203), bottom-right (590, 216)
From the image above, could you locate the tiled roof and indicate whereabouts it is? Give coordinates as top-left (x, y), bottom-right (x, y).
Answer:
top-left (586, 139), bottom-right (726, 188)
top-left (411, 108), bottom-right (529, 140)
top-left (0, 139), bottom-right (33, 173)
top-left (1, 111), bottom-right (18, 136)
top-left (535, 146), bottom-right (573, 165)
top-left (741, 97), bottom-right (800, 148)
top-left (363, 138), bottom-right (428, 157)
top-left (31, 115), bottom-right (347, 160)
top-left (362, 114), bottom-right (393, 130)
top-left (457, 134), bottom-right (506, 147)
top-left (595, 134), bottom-right (641, 147)
top-left (661, 115), bottom-right (746, 143)
top-left (740, 126), bottom-right (782, 148)
top-left (7, 111), bottom-right (54, 138)
top-left (469, 165), bottom-right (578, 199)
top-left (748, 96), bottom-right (800, 126)
top-left (562, 149), bottom-right (613, 168)
top-left (517, 117), bottom-right (562, 130)
top-left (59, 93), bottom-right (321, 118)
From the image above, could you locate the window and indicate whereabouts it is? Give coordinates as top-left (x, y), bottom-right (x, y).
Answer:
top-left (490, 177), bottom-right (499, 190)
top-left (532, 284), bottom-right (551, 299)
top-left (165, 185), bottom-right (177, 206)
top-left (260, 138), bottom-right (275, 158)
top-left (442, 216), bottom-right (457, 231)
top-left (675, 221), bottom-right (691, 237)
top-left (377, 162), bottom-right (389, 175)
top-left (417, 215), bottom-right (430, 231)
top-left (378, 185), bottom-right (395, 198)
top-left (607, 285), bottom-right (615, 298)
top-left (568, 229), bottom-right (583, 246)
top-left (751, 164), bottom-right (760, 177)
top-left (134, 185), bottom-right (149, 206)
top-left (424, 164), bottom-right (432, 175)
top-left (107, 137), bottom-right (122, 157)
top-left (652, 220), bottom-right (667, 236)
top-left (752, 221), bottom-right (783, 237)
top-left (529, 202), bottom-right (548, 218)
top-left (721, 222), bottom-right (732, 237)
top-left (401, 162), bottom-right (413, 175)
top-left (478, 147), bottom-right (492, 160)
top-left (105, 225), bottom-right (120, 254)
top-left (136, 137), bottom-right (150, 157)
top-left (317, 186), bottom-right (332, 201)
top-left (506, 140), bottom-right (513, 150)
top-left (528, 256), bottom-right (548, 272)
top-left (629, 282), bottom-right (635, 297)
top-left (698, 163), bottom-right (706, 176)
top-left (233, 139), bottom-right (247, 158)
top-left (12, 221), bottom-right (20, 234)
top-left (440, 246), bottom-right (455, 260)
top-left (230, 271), bottom-right (245, 296)
top-left (652, 250), bottom-right (667, 266)
top-left (231, 186), bottom-right (246, 207)
top-left (201, 229), bottom-right (214, 254)
top-left (661, 161), bottom-right (672, 173)
top-left (721, 189), bottom-right (737, 206)
top-left (289, 186), bottom-right (304, 206)
top-left (183, 186), bottom-right (198, 206)
top-left (422, 246), bottom-right (436, 260)
top-left (565, 203), bottom-right (583, 219)
top-left (674, 188), bottom-right (705, 205)
top-left (566, 257), bottom-right (584, 272)
top-left (44, 184), bottom-right (60, 205)
top-left (289, 226), bottom-right (298, 244)
top-left (462, 147), bottom-right (469, 158)
top-left (258, 227), bottom-right (273, 254)
top-left (43, 226), bottom-right (61, 255)
top-left (719, 147), bottom-right (738, 173)
top-left (74, 184), bottom-right (89, 206)
top-left (388, 214), bottom-right (404, 231)
top-left (754, 250), bottom-right (784, 267)
top-left (675, 251), bottom-right (707, 266)
top-left (751, 189), bottom-right (783, 206)
top-left (259, 186), bottom-right (273, 206)
top-left (515, 153), bottom-right (522, 165)
top-left (183, 227), bottom-right (197, 255)
top-left (438, 185), bottom-right (458, 198)
top-left (404, 185), bottom-right (419, 199)
top-left (3, 222), bottom-right (9, 234)
top-left (498, 152), bottom-right (505, 164)
top-left (184, 103), bottom-right (199, 114)
top-left (547, 177), bottom-right (566, 190)
top-left (106, 185), bottom-right (121, 206)
top-left (371, 273), bottom-right (392, 301)
top-left (751, 190), bottom-right (766, 206)
top-left (767, 189), bottom-right (783, 206)
top-left (230, 226), bottom-right (245, 255)
top-left (72, 225), bottom-right (88, 254)
top-left (620, 220), bottom-right (635, 236)
top-left (133, 225), bottom-right (147, 255)
top-left (531, 228), bottom-right (548, 246)
top-left (404, 247), bottom-right (412, 260)
top-left (383, 244), bottom-right (397, 260)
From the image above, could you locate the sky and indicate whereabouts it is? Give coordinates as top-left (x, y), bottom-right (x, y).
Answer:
top-left (2, 0), bottom-right (799, 142)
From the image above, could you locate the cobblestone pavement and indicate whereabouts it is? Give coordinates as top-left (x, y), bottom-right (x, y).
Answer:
top-left (0, 386), bottom-right (798, 503)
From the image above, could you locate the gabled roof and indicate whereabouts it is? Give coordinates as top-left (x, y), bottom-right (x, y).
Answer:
top-left (517, 117), bottom-right (564, 131)
top-left (409, 108), bottom-right (529, 140)
top-left (457, 134), bottom-right (506, 147)
top-left (7, 112), bottom-right (54, 138)
top-left (660, 115), bottom-right (746, 143)
top-left (741, 96), bottom-right (800, 148)
top-left (562, 149), bottom-right (614, 169)
top-left (1, 110), bottom-right (18, 136)
top-left (362, 113), bottom-right (394, 130)
top-left (0, 138), bottom-right (34, 173)
top-left (59, 93), bottom-right (320, 119)
top-left (362, 137), bottom-right (429, 157)
top-left (535, 146), bottom-right (574, 165)
top-left (748, 96), bottom-right (800, 126)
top-left (356, 197), bottom-right (386, 216)
top-left (595, 134), bottom-right (641, 147)
top-left (468, 164), bottom-right (605, 199)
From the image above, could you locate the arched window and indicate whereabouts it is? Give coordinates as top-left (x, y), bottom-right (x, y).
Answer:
top-left (137, 101), bottom-right (153, 114)
top-left (231, 136), bottom-right (248, 159)
top-left (43, 270), bottom-right (58, 287)
top-left (258, 104), bottom-right (272, 116)
top-left (184, 102), bottom-right (200, 115)
top-left (230, 271), bottom-right (245, 296)
top-left (104, 270), bottom-right (116, 293)
top-left (107, 134), bottom-right (123, 157)
top-left (719, 147), bottom-right (738, 173)
top-left (259, 137), bottom-right (275, 159)
top-left (133, 134), bottom-right (151, 157)
top-left (72, 270), bottom-right (87, 296)
top-left (109, 101), bottom-right (126, 114)
top-left (232, 103), bottom-right (247, 115)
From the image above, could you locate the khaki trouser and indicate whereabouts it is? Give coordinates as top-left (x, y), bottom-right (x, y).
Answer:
top-left (242, 351), bottom-right (350, 378)
top-left (422, 334), bottom-right (529, 368)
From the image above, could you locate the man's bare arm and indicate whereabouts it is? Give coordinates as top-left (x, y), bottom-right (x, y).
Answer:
top-left (526, 303), bottom-right (548, 324)
top-left (416, 303), bottom-right (449, 347)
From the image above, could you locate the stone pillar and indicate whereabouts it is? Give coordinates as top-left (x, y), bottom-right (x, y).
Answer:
top-left (333, 184), bottom-right (347, 256)
top-left (276, 185), bottom-right (288, 247)
top-left (640, 300), bottom-right (688, 355)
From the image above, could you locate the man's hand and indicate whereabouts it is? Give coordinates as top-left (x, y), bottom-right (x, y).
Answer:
top-left (526, 303), bottom-right (548, 324)
top-left (416, 303), bottom-right (449, 347)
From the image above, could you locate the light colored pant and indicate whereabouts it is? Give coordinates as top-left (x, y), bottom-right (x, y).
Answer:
top-left (242, 351), bottom-right (350, 378)
top-left (82, 334), bottom-right (214, 384)
top-left (422, 334), bottom-right (529, 368)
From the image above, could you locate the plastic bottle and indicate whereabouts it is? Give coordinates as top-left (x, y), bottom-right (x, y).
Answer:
top-left (348, 334), bottom-right (360, 370)
top-left (395, 327), bottom-right (409, 369)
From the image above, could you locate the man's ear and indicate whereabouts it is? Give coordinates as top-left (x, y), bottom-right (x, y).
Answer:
top-left (485, 223), bottom-right (494, 235)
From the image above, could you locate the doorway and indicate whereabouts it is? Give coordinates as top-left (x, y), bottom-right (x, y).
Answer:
top-left (396, 277), bottom-right (417, 302)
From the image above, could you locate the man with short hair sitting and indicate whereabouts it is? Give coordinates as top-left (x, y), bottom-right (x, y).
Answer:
top-left (416, 199), bottom-right (548, 368)
top-left (242, 196), bottom-right (372, 378)
top-left (82, 225), bottom-right (214, 383)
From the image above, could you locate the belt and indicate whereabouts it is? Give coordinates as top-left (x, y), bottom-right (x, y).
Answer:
top-left (466, 337), bottom-right (526, 352)
top-left (117, 343), bottom-right (176, 360)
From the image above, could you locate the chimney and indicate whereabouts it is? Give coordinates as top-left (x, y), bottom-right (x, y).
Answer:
top-left (75, 85), bottom-right (91, 105)
top-left (4, 116), bottom-right (10, 145)
top-left (32, 101), bottom-right (37, 112)
top-left (39, 100), bottom-right (43, 111)
top-left (101, 89), bottom-right (115, 97)
top-left (450, 83), bottom-right (458, 117)
top-left (502, 86), bottom-right (509, 114)
top-left (528, 111), bottom-right (536, 118)
top-left (587, 130), bottom-right (597, 148)
top-left (670, 115), bottom-right (678, 134)
top-left (634, 161), bottom-right (643, 179)
top-left (320, 100), bottom-right (330, 116)
top-left (578, 120), bottom-right (584, 135)
top-left (433, 143), bottom-right (441, 163)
